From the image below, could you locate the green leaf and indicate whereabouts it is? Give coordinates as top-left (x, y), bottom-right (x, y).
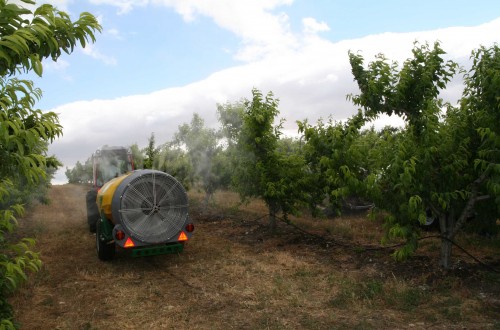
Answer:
top-left (30, 54), bottom-right (43, 76)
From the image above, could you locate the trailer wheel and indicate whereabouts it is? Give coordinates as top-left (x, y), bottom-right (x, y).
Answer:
top-left (86, 190), bottom-right (99, 233)
top-left (96, 221), bottom-right (115, 261)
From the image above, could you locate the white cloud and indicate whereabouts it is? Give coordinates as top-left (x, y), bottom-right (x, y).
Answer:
top-left (167, 0), bottom-right (296, 61)
top-left (302, 17), bottom-right (330, 35)
top-left (41, 58), bottom-right (74, 82)
top-left (89, 0), bottom-right (149, 14)
top-left (88, 0), bottom-right (296, 61)
top-left (106, 28), bottom-right (123, 40)
top-left (43, 58), bottom-right (70, 71)
top-left (80, 44), bottom-right (118, 65)
top-left (48, 13), bottom-right (500, 183)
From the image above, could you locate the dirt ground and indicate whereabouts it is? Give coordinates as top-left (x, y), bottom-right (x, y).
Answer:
top-left (9, 184), bottom-right (500, 329)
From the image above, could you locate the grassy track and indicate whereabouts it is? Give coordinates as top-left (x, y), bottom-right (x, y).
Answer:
top-left (9, 184), bottom-right (500, 329)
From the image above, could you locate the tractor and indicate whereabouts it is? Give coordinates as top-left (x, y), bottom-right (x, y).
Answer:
top-left (85, 146), bottom-right (194, 261)
top-left (86, 146), bottom-right (134, 233)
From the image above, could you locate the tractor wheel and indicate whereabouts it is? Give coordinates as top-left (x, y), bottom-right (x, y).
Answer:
top-left (86, 190), bottom-right (99, 233)
top-left (96, 221), bottom-right (115, 261)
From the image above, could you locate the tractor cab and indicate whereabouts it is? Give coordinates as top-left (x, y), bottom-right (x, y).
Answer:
top-left (87, 146), bottom-right (134, 233)
top-left (92, 146), bottom-right (134, 189)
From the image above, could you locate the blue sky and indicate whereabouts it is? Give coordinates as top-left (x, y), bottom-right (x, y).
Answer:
top-left (16, 0), bottom-right (500, 183)
top-left (28, 0), bottom-right (500, 109)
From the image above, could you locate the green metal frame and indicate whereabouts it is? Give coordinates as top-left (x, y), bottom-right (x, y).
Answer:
top-left (97, 214), bottom-right (114, 242)
top-left (97, 205), bottom-right (184, 258)
top-left (131, 243), bottom-right (184, 258)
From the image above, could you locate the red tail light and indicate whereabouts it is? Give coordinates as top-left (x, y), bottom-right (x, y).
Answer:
top-left (185, 223), bottom-right (195, 233)
top-left (115, 230), bottom-right (125, 241)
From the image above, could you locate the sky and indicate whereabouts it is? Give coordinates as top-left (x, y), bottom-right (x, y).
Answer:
top-left (16, 0), bottom-right (500, 184)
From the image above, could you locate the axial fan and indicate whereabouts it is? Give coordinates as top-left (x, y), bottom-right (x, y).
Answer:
top-left (112, 170), bottom-right (189, 243)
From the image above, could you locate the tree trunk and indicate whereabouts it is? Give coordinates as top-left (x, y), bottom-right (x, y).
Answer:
top-left (439, 237), bottom-right (453, 269)
top-left (438, 164), bottom-right (493, 268)
top-left (439, 212), bottom-right (455, 269)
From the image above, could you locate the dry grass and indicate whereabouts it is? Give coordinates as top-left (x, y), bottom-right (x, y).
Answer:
top-left (8, 185), bottom-right (500, 329)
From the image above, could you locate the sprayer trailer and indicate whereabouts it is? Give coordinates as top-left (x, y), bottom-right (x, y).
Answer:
top-left (95, 169), bottom-right (194, 261)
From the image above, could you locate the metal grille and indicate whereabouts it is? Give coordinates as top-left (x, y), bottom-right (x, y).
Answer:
top-left (118, 171), bottom-right (188, 243)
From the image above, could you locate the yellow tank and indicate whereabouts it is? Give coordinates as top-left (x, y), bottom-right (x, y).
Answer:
top-left (96, 173), bottom-right (130, 223)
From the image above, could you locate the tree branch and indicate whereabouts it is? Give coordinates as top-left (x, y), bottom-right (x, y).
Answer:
top-left (450, 163), bottom-right (493, 238)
